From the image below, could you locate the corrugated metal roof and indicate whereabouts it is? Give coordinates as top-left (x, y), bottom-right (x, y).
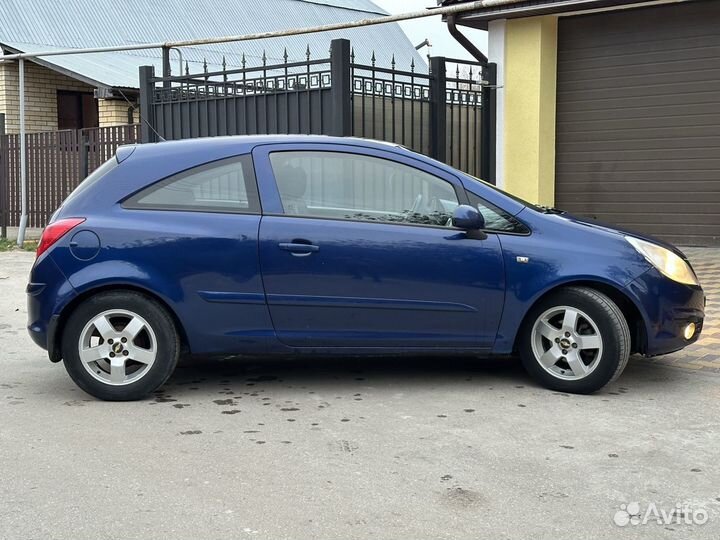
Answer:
top-left (297, 0), bottom-right (388, 14)
top-left (0, 0), bottom-right (422, 89)
top-left (1, 41), bottom-right (164, 89)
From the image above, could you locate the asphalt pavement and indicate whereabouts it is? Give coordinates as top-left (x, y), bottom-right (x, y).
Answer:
top-left (1, 249), bottom-right (718, 540)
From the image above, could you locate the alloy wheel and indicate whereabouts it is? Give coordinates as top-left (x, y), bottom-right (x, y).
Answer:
top-left (530, 306), bottom-right (603, 380)
top-left (78, 309), bottom-right (157, 386)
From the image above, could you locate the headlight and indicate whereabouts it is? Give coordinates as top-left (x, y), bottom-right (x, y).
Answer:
top-left (625, 236), bottom-right (699, 286)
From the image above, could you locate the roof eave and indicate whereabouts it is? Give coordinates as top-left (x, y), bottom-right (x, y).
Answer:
top-left (443, 0), bottom-right (672, 29)
top-left (1, 43), bottom-right (132, 91)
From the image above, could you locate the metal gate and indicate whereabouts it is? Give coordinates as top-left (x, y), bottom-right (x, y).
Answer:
top-left (140, 39), bottom-right (495, 180)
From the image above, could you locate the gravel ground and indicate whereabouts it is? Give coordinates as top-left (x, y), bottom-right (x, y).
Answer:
top-left (1, 249), bottom-right (719, 540)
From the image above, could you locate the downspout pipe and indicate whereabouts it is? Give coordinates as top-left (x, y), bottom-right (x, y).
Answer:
top-left (446, 14), bottom-right (488, 65)
top-left (445, 13), bottom-right (496, 184)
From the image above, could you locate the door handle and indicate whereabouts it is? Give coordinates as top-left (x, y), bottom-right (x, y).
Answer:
top-left (278, 242), bottom-right (320, 256)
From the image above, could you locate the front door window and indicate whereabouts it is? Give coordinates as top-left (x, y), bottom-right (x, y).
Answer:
top-left (269, 151), bottom-right (459, 227)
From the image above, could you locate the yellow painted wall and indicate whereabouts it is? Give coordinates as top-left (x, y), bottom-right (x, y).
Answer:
top-left (503, 15), bottom-right (558, 205)
top-left (98, 99), bottom-right (138, 127)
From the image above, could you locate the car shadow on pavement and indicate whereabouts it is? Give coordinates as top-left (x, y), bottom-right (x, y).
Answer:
top-left (157, 354), bottom-right (686, 400)
top-left (163, 354), bottom-right (530, 395)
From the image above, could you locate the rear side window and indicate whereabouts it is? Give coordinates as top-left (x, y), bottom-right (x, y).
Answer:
top-left (63, 157), bottom-right (118, 205)
top-left (124, 155), bottom-right (260, 213)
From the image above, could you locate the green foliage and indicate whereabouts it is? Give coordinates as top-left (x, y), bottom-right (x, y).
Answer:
top-left (0, 237), bottom-right (38, 252)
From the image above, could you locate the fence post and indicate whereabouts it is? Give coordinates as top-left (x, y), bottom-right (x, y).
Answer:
top-left (0, 113), bottom-right (6, 238)
top-left (162, 47), bottom-right (172, 89)
top-left (79, 133), bottom-right (89, 181)
top-left (329, 39), bottom-right (352, 137)
top-left (481, 62), bottom-right (497, 183)
top-left (138, 65), bottom-right (156, 143)
top-left (429, 56), bottom-right (447, 164)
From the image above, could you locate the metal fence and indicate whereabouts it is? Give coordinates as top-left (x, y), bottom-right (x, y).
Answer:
top-left (350, 53), bottom-right (488, 177)
top-left (142, 49), bottom-right (335, 141)
top-left (0, 121), bottom-right (139, 233)
top-left (141, 38), bottom-right (494, 179)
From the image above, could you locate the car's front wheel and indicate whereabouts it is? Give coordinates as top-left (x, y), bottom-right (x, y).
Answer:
top-left (62, 291), bottom-right (180, 401)
top-left (518, 286), bottom-right (630, 394)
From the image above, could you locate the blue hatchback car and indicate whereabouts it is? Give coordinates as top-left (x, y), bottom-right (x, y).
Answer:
top-left (27, 135), bottom-right (705, 400)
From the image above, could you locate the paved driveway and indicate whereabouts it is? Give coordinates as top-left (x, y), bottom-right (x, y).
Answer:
top-left (0, 249), bottom-right (718, 540)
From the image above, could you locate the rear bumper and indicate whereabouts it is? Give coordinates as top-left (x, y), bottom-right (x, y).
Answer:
top-left (624, 268), bottom-right (705, 356)
top-left (27, 254), bottom-right (76, 361)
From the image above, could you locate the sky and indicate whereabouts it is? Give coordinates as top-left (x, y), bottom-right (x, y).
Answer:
top-left (371, 0), bottom-right (488, 61)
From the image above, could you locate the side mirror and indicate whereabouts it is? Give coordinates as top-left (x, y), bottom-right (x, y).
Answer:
top-left (452, 204), bottom-right (485, 230)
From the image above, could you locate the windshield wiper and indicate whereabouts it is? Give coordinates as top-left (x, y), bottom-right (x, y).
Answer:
top-left (536, 205), bottom-right (565, 215)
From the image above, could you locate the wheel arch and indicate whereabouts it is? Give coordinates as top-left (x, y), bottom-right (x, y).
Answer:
top-left (51, 283), bottom-right (190, 362)
top-left (513, 280), bottom-right (648, 356)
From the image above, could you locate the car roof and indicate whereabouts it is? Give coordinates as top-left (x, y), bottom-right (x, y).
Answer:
top-left (125, 134), bottom-right (404, 160)
top-left (61, 133), bottom-right (529, 219)
top-left (120, 135), bottom-right (528, 215)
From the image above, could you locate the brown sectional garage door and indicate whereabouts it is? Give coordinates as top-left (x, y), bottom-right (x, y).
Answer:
top-left (555, 0), bottom-right (720, 246)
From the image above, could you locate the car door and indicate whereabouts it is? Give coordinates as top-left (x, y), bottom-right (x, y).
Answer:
top-left (254, 143), bottom-right (505, 349)
top-left (116, 154), bottom-right (272, 355)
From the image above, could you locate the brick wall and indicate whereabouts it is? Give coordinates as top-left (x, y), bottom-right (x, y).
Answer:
top-left (0, 59), bottom-right (96, 134)
top-left (98, 99), bottom-right (138, 127)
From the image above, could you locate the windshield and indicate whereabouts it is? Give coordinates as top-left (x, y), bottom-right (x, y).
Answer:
top-left (461, 172), bottom-right (548, 212)
top-left (379, 145), bottom-right (561, 215)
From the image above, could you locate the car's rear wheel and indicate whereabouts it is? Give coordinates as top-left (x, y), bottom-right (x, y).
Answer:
top-left (62, 291), bottom-right (179, 401)
top-left (518, 286), bottom-right (630, 394)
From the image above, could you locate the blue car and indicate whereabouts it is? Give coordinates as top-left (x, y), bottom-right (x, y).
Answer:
top-left (27, 136), bottom-right (705, 400)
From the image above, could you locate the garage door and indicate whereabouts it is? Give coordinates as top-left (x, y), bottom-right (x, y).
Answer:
top-left (555, 0), bottom-right (720, 246)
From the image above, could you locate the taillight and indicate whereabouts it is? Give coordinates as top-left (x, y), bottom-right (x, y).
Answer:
top-left (36, 218), bottom-right (86, 258)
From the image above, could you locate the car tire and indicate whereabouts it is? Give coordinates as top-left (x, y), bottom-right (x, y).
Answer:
top-left (518, 286), bottom-right (630, 394)
top-left (62, 291), bottom-right (180, 401)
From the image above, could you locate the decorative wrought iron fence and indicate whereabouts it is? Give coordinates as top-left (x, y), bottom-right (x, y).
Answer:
top-left (445, 59), bottom-right (486, 177)
top-left (140, 39), bottom-right (494, 180)
top-left (144, 47), bottom-right (335, 140)
top-left (349, 53), bottom-right (486, 177)
top-left (350, 51), bottom-right (432, 158)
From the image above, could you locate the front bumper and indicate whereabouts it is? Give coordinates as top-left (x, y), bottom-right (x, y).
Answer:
top-left (625, 267), bottom-right (705, 356)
